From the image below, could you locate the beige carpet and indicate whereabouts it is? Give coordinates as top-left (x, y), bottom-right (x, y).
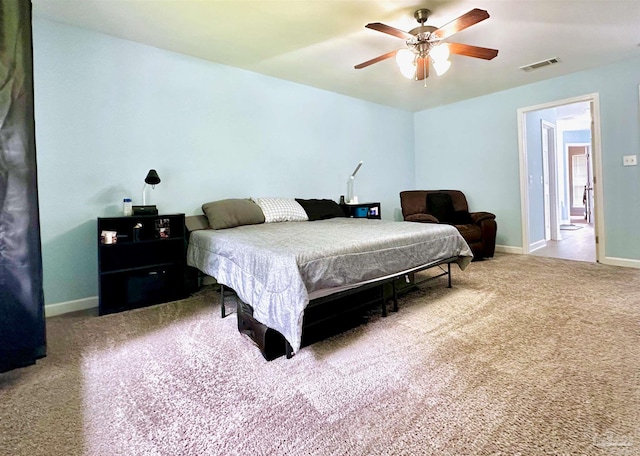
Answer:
top-left (1, 253), bottom-right (639, 455)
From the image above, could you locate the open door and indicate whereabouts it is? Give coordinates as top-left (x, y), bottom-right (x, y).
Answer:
top-left (541, 120), bottom-right (559, 240)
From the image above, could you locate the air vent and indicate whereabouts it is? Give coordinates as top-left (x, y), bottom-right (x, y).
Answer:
top-left (519, 58), bottom-right (559, 72)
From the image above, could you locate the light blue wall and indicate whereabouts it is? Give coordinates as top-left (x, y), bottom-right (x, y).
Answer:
top-left (32, 19), bottom-right (414, 305)
top-left (414, 94), bottom-right (522, 247)
top-left (32, 18), bottom-right (640, 307)
top-left (564, 129), bottom-right (591, 146)
top-left (415, 55), bottom-right (640, 257)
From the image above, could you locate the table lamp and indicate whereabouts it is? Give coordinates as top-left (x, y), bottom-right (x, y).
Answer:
top-left (133, 169), bottom-right (161, 215)
top-left (347, 161), bottom-right (363, 204)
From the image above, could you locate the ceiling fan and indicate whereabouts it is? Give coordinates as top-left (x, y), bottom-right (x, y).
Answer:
top-left (355, 7), bottom-right (499, 82)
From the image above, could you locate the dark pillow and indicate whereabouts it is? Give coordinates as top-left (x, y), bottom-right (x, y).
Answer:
top-left (426, 193), bottom-right (455, 224)
top-left (453, 210), bottom-right (473, 225)
top-left (295, 198), bottom-right (346, 221)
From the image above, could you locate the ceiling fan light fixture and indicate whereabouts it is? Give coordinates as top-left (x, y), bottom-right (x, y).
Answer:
top-left (433, 59), bottom-right (451, 76)
top-left (395, 49), bottom-right (416, 79)
top-left (355, 8), bottom-right (498, 82)
top-left (429, 43), bottom-right (449, 62)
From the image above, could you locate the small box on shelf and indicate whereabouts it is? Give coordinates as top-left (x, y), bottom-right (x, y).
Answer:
top-left (132, 205), bottom-right (158, 216)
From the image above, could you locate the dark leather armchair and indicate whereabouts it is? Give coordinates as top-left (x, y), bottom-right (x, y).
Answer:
top-left (400, 190), bottom-right (497, 259)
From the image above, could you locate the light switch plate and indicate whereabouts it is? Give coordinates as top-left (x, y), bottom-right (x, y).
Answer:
top-left (623, 155), bottom-right (637, 166)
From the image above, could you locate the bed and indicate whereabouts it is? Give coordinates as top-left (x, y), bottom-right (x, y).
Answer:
top-left (186, 199), bottom-right (473, 359)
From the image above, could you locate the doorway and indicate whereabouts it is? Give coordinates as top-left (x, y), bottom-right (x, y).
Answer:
top-left (517, 94), bottom-right (603, 263)
top-left (567, 144), bottom-right (592, 222)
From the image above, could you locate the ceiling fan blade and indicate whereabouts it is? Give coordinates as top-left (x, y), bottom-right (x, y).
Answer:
top-left (365, 22), bottom-right (413, 40)
top-left (354, 49), bottom-right (398, 69)
top-left (415, 56), bottom-right (429, 80)
top-left (432, 8), bottom-right (490, 40)
top-left (447, 42), bottom-right (498, 60)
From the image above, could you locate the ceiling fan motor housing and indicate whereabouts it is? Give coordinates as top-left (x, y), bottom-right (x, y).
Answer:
top-left (414, 8), bottom-right (431, 24)
top-left (407, 26), bottom-right (438, 56)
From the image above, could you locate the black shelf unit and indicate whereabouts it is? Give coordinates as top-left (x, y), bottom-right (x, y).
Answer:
top-left (341, 202), bottom-right (382, 219)
top-left (97, 213), bottom-right (187, 315)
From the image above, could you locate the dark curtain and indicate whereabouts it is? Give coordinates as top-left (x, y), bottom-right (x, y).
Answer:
top-left (0, 1), bottom-right (46, 372)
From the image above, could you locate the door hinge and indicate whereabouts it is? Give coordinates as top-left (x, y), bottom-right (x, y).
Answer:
top-left (595, 235), bottom-right (599, 244)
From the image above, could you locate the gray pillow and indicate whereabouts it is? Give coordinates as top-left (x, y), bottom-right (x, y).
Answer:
top-left (185, 215), bottom-right (210, 232)
top-left (202, 198), bottom-right (265, 230)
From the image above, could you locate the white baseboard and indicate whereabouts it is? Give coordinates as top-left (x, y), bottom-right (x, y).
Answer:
top-left (600, 256), bottom-right (640, 269)
top-left (496, 245), bottom-right (640, 269)
top-left (495, 245), bottom-right (524, 254)
top-left (43, 253), bottom-right (639, 319)
top-left (45, 296), bottom-right (98, 318)
top-left (528, 239), bottom-right (547, 252)
top-left (44, 277), bottom-right (218, 318)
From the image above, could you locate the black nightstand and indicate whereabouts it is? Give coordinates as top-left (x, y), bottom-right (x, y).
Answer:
top-left (97, 213), bottom-right (188, 315)
top-left (341, 202), bottom-right (381, 219)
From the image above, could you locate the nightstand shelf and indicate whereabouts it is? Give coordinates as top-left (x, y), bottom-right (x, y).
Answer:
top-left (100, 261), bottom-right (178, 276)
top-left (341, 202), bottom-right (382, 219)
top-left (97, 213), bottom-right (187, 315)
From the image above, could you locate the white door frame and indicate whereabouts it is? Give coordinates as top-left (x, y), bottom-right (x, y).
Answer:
top-left (517, 93), bottom-right (605, 261)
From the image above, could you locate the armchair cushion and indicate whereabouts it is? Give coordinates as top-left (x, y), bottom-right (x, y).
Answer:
top-left (455, 224), bottom-right (482, 243)
top-left (426, 193), bottom-right (455, 224)
top-left (426, 192), bottom-right (474, 225)
top-left (405, 213), bottom-right (439, 223)
top-left (470, 211), bottom-right (496, 224)
top-left (453, 210), bottom-right (473, 225)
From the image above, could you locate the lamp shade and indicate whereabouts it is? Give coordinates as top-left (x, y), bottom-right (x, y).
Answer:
top-left (144, 169), bottom-right (161, 185)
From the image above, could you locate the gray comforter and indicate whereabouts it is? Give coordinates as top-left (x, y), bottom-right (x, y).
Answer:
top-left (187, 218), bottom-right (473, 353)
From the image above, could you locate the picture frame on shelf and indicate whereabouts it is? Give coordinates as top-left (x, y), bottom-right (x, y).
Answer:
top-left (155, 218), bottom-right (170, 238)
top-left (100, 230), bottom-right (117, 244)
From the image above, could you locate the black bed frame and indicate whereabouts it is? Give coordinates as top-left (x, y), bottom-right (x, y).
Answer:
top-left (218, 257), bottom-right (458, 361)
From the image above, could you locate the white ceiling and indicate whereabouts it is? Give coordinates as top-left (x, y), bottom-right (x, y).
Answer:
top-left (31, 0), bottom-right (640, 112)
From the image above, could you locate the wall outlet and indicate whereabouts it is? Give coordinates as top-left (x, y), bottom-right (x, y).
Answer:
top-left (623, 155), bottom-right (637, 166)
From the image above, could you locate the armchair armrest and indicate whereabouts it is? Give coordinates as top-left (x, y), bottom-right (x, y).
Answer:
top-left (470, 211), bottom-right (496, 224)
top-left (405, 213), bottom-right (439, 223)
